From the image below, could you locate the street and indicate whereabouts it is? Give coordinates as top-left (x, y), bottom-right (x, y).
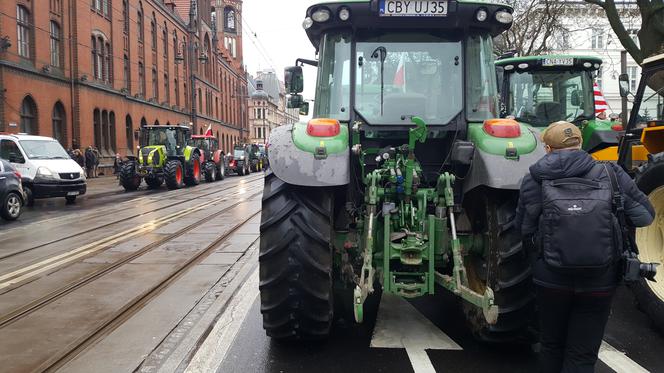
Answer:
top-left (0, 176), bottom-right (662, 373)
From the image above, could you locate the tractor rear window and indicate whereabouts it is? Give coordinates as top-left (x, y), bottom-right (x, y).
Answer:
top-left (355, 33), bottom-right (462, 125)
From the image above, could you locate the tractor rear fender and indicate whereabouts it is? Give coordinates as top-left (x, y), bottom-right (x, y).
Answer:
top-left (268, 123), bottom-right (349, 187)
top-left (463, 125), bottom-right (545, 193)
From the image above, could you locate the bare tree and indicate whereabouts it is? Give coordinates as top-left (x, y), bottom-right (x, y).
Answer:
top-left (494, 0), bottom-right (570, 56)
top-left (584, 0), bottom-right (664, 64)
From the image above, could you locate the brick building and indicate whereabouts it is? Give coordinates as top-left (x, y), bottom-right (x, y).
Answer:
top-left (0, 0), bottom-right (248, 166)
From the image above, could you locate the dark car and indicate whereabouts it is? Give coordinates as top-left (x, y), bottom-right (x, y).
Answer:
top-left (0, 159), bottom-right (24, 221)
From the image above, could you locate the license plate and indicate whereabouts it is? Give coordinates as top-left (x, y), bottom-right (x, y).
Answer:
top-left (67, 191), bottom-right (79, 196)
top-left (542, 58), bottom-right (574, 67)
top-left (380, 0), bottom-right (448, 17)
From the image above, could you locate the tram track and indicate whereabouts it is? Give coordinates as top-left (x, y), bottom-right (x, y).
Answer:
top-left (0, 174), bottom-right (264, 262)
top-left (0, 194), bottom-right (262, 372)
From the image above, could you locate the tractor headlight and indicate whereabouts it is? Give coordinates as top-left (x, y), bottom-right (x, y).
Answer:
top-left (476, 9), bottom-right (488, 22)
top-left (302, 17), bottom-right (314, 30)
top-left (312, 8), bottom-right (331, 23)
top-left (338, 7), bottom-right (351, 21)
top-left (495, 10), bottom-right (513, 24)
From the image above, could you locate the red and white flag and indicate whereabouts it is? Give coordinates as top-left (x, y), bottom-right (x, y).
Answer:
top-left (205, 124), bottom-right (213, 136)
top-left (393, 54), bottom-right (406, 91)
top-left (594, 83), bottom-right (609, 114)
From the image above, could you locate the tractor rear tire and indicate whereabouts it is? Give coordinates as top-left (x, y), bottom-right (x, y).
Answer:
top-left (145, 176), bottom-right (163, 189)
top-left (631, 152), bottom-right (664, 333)
top-left (238, 167), bottom-right (245, 176)
top-left (185, 158), bottom-right (201, 186)
top-left (259, 171), bottom-right (334, 340)
top-left (215, 162), bottom-right (225, 181)
top-left (120, 162), bottom-right (141, 191)
top-left (164, 160), bottom-right (184, 190)
top-left (204, 162), bottom-right (216, 183)
top-left (462, 189), bottom-right (535, 344)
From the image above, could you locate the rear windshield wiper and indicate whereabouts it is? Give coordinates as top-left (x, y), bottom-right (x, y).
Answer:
top-left (370, 46), bottom-right (388, 116)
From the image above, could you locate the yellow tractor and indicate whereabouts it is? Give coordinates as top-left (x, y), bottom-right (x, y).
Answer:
top-left (618, 53), bottom-right (664, 333)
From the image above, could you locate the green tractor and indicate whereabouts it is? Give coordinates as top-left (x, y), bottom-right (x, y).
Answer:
top-left (496, 55), bottom-right (648, 163)
top-left (120, 125), bottom-right (202, 191)
top-left (260, 1), bottom-right (544, 342)
top-left (616, 54), bottom-right (664, 333)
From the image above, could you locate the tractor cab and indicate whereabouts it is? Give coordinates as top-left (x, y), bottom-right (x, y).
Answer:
top-left (140, 125), bottom-right (191, 157)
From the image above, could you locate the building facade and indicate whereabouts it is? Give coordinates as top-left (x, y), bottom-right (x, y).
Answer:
top-left (248, 69), bottom-right (299, 145)
top-left (0, 0), bottom-right (248, 166)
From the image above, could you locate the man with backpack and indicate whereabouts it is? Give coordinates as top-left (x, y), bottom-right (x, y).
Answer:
top-left (515, 121), bottom-right (655, 373)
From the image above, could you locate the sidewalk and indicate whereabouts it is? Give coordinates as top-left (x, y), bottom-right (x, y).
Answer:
top-left (84, 174), bottom-right (122, 198)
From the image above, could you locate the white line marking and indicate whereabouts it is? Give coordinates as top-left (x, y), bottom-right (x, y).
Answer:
top-left (184, 268), bottom-right (259, 373)
top-left (599, 341), bottom-right (649, 373)
top-left (405, 345), bottom-right (437, 373)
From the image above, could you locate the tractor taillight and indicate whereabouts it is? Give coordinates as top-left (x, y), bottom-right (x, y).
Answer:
top-left (611, 124), bottom-right (624, 131)
top-left (483, 119), bottom-right (521, 138)
top-left (307, 118), bottom-right (340, 137)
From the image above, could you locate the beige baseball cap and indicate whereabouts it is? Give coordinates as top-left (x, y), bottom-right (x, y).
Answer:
top-left (541, 121), bottom-right (583, 149)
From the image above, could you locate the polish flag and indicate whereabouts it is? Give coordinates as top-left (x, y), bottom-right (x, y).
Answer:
top-left (393, 54), bottom-right (406, 91)
top-left (594, 83), bottom-right (609, 114)
top-left (205, 124), bottom-right (213, 136)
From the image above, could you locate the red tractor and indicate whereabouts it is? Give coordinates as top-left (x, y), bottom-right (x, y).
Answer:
top-left (189, 135), bottom-right (226, 182)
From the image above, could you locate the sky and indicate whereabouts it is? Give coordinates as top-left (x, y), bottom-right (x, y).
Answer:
top-left (241, 0), bottom-right (320, 101)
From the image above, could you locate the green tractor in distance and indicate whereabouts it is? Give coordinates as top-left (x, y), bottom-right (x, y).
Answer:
top-left (120, 125), bottom-right (202, 191)
top-left (260, 0), bottom-right (544, 342)
top-left (496, 55), bottom-right (649, 163)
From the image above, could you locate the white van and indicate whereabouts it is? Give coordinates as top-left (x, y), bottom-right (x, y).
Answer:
top-left (0, 134), bottom-right (87, 205)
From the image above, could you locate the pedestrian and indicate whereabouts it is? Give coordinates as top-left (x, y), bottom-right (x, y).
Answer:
top-left (113, 153), bottom-right (122, 178)
top-left (515, 121), bottom-right (655, 373)
top-left (85, 147), bottom-right (95, 179)
top-left (93, 147), bottom-right (101, 177)
top-left (74, 149), bottom-right (85, 171)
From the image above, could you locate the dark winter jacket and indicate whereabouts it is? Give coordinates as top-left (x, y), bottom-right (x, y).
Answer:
top-left (515, 150), bottom-right (655, 292)
top-left (85, 149), bottom-right (95, 169)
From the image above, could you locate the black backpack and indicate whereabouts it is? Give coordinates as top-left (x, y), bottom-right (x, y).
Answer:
top-left (538, 163), bottom-right (623, 276)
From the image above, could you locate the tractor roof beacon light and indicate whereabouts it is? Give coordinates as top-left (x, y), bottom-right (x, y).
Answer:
top-left (476, 9), bottom-right (488, 22)
top-left (302, 17), bottom-right (314, 30)
top-left (483, 119), bottom-right (522, 138)
top-left (338, 7), bottom-right (351, 21)
top-left (312, 8), bottom-right (331, 23)
top-left (495, 10), bottom-right (513, 24)
top-left (307, 118), bottom-right (341, 137)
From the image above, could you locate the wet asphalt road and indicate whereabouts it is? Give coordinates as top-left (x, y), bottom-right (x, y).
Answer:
top-left (1, 176), bottom-right (662, 373)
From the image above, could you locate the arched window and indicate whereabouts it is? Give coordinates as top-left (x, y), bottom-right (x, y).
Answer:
top-left (17, 5), bottom-right (31, 58)
top-left (101, 110), bottom-right (109, 151)
top-left (173, 31), bottom-right (178, 62)
top-left (20, 96), bottom-right (37, 134)
top-left (123, 54), bottom-right (130, 90)
top-left (138, 62), bottom-right (145, 97)
top-left (203, 36), bottom-right (211, 79)
top-left (125, 115), bottom-right (133, 150)
top-left (52, 102), bottom-right (66, 146)
top-left (151, 13), bottom-right (157, 51)
top-left (137, 3), bottom-right (144, 43)
top-left (152, 68), bottom-right (158, 100)
top-left (154, 119), bottom-right (160, 126)
top-left (109, 111), bottom-right (116, 153)
top-left (224, 7), bottom-right (236, 32)
top-left (122, 0), bottom-right (129, 34)
top-left (163, 22), bottom-right (168, 60)
top-left (93, 109), bottom-right (102, 148)
top-left (104, 42), bottom-right (112, 83)
top-left (174, 78), bottom-right (180, 107)
top-left (49, 21), bottom-right (62, 67)
top-left (164, 74), bottom-right (169, 104)
top-left (140, 117), bottom-right (147, 127)
top-left (199, 128), bottom-right (203, 135)
top-left (91, 37), bottom-right (98, 78)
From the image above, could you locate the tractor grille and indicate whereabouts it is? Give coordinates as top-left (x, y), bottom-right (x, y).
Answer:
top-left (59, 172), bottom-right (80, 180)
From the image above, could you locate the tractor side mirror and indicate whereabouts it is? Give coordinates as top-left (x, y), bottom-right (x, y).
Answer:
top-left (619, 73), bottom-right (630, 97)
top-left (299, 102), bottom-right (310, 116)
top-left (284, 66), bottom-right (304, 94)
top-left (570, 90), bottom-right (581, 107)
top-left (287, 94), bottom-right (304, 109)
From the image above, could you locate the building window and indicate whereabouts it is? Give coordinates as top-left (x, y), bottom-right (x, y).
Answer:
top-left (628, 29), bottom-right (640, 48)
top-left (102, 110), bottom-right (109, 151)
top-left (102, 0), bottom-right (109, 17)
top-left (628, 66), bottom-right (639, 92)
top-left (123, 0), bottom-right (129, 34)
top-left (137, 6), bottom-right (144, 43)
top-left (184, 82), bottom-right (188, 109)
top-left (50, 0), bottom-right (63, 14)
top-left (109, 111), bottom-right (116, 153)
top-left (17, 5), bottom-right (31, 58)
top-left (20, 96), bottom-right (37, 134)
top-left (175, 79), bottom-right (180, 107)
top-left (104, 42), bottom-right (112, 83)
top-left (224, 7), bottom-right (236, 32)
top-left (198, 88), bottom-right (203, 112)
top-left (152, 68), bottom-right (158, 101)
top-left (140, 117), bottom-right (147, 127)
top-left (151, 14), bottom-right (157, 51)
top-left (123, 55), bottom-right (130, 91)
top-left (125, 115), bottom-right (134, 150)
top-left (50, 21), bottom-right (62, 67)
top-left (164, 74), bottom-right (170, 103)
top-left (52, 102), bottom-right (66, 146)
top-left (591, 28), bottom-right (604, 49)
top-left (92, 37), bottom-right (98, 78)
top-left (138, 62), bottom-right (145, 97)
top-left (163, 24), bottom-right (169, 59)
top-left (93, 109), bottom-right (102, 148)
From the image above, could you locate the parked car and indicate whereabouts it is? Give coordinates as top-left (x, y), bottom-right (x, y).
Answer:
top-left (0, 134), bottom-right (87, 206)
top-left (0, 159), bottom-right (24, 221)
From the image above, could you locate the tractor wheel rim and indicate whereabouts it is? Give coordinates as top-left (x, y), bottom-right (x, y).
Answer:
top-left (636, 185), bottom-right (664, 299)
top-left (194, 160), bottom-right (200, 179)
top-left (7, 195), bottom-right (20, 217)
top-left (176, 165), bottom-right (183, 184)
